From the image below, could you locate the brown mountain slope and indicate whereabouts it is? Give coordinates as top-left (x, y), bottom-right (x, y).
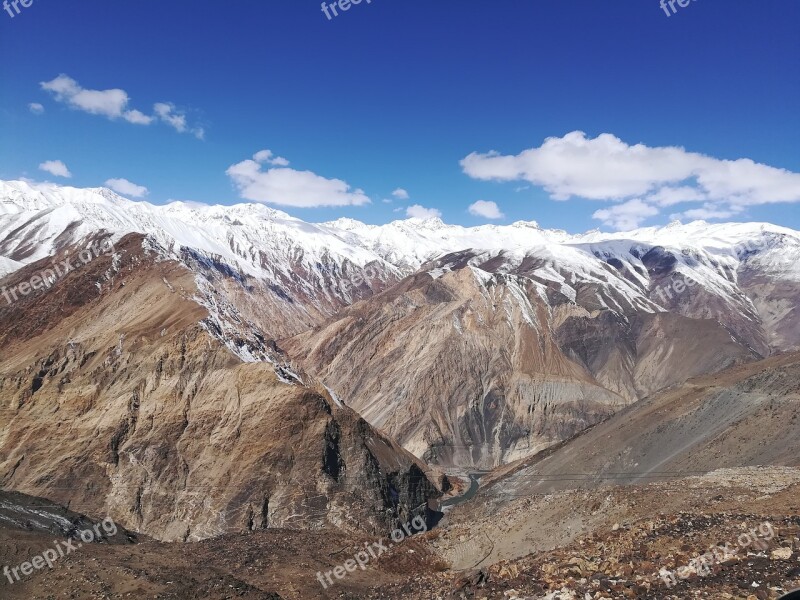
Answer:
top-left (420, 352), bottom-right (800, 571)
top-left (476, 351), bottom-right (800, 502)
top-left (283, 258), bottom-right (758, 469)
top-left (0, 234), bottom-right (440, 542)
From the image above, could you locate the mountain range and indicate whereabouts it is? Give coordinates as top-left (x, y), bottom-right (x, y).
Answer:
top-left (1, 178), bottom-right (799, 537)
top-left (2, 179), bottom-right (798, 472)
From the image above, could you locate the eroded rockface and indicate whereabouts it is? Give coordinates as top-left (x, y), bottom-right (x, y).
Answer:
top-left (0, 235), bottom-right (440, 541)
top-left (283, 266), bottom-right (625, 470)
top-left (474, 351), bottom-right (800, 504)
top-left (283, 253), bottom-right (759, 469)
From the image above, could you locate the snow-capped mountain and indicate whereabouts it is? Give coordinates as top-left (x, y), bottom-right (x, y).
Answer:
top-left (281, 214), bottom-right (800, 466)
top-left (0, 179), bottom-right (396, 280)
top-left (2, 178), bottom-right (798, 349)
top-left (2, 179), bottom-right (799, 469)
top-left (0, 180), bottom-right (404, 341)
top-left (4, 179), bottom-right (799, 287)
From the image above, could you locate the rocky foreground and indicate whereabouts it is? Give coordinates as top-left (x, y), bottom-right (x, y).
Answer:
top-left (1, 467), bottom-right (798, 599)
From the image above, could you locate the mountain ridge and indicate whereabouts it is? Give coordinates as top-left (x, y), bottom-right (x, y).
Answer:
top-left (4, 179), bottom-right (799, 280)
top-left (3, 179), bottom-right (799, 469)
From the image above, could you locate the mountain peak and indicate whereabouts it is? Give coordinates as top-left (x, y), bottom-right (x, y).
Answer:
top-left (2, 180), bottom-right (800, 284)
top-left (403, 216), bottom-right (447, 229)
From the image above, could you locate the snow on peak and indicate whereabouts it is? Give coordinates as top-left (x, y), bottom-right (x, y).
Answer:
top-left (2, 179), bottom-right (799, 285)
top-left (511, 220), bottom-right (542, 229)
top-left (402, 216), bottom-right (447, 229)
top-left (323, 217), bottom-right (376, 232)
top-left (0, 180), bottom-right (388, 279)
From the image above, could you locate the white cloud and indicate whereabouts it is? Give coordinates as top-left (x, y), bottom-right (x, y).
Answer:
top-left (406, 204), bottom-right (442, 219)
top-left (392, 188), bottom-right (410, 200)
top-left (41, 74), bottom-right (140, 122)
top-left (104, 178), bottom-right (149, 198)
top-left (153, 102), bottom-right (204, 139)
top-left (28, 102), bottom-right (44, 115)
top-left (461, 131), bottom-right (800, 216)
top-left (468, 200), bottom-right (504, 219)
top-left (670, 203), bottom-right (743, 222)
top-left (38, 160), bottom-right (72, 178)
top-left (647, 185), bottom-right (707, 207)
top-left (226, 158), bottom-right (370, 208)
top-left (123, 109), bottom-right (154, 125)
top-left (253, 149), bottom-right (290, 166)
top-left (153, 102), bottom-right (186, 132)
top-left (592, 199), bottom-right (659, 231)
top-left (40, 75), bottom-right (202, 136)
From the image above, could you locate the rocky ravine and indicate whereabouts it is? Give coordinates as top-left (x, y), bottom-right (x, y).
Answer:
top-left (2, 468), bottom-right (798, 599)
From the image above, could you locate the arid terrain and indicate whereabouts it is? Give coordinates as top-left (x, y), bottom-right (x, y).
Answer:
top-left (2, 465), bottom-right (799, 599)
top-left (2, 355), bottom-right (799, 599)
top-left (1, 183), bottom-right (799, 599)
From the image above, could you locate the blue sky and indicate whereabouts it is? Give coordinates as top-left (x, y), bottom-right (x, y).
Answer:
top-left (1, 0), bottom-right (798, 232)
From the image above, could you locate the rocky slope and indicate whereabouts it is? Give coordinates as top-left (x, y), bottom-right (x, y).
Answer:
top-left (409, 467), bottom-right (800, 599)
top-left (473, 351), bottom-right (800, 502)
top-left (0, 233), bottom-right (440, 542)
top-left (282, 252), bottom-right (761, 468)
top-left (0, 488), bottom-right (139, 544)
top-left (2, 470), bottom-right (798, 599)
top-left (0, 180), bottom-right (402, 341)
top-left (414, 352), bottom-right (800, 579)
